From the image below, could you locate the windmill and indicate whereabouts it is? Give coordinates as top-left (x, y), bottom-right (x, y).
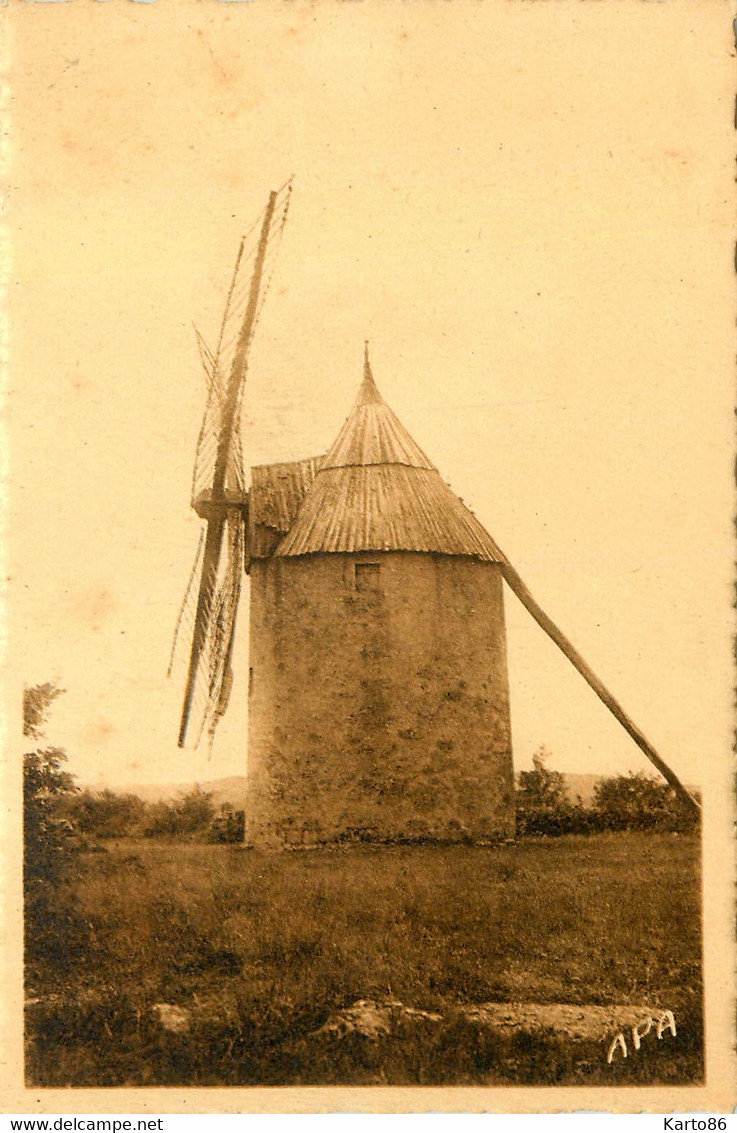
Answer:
top-left (172, 184), bottom-right (699, 845)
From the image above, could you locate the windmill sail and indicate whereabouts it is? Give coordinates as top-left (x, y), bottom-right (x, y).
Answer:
top-left (175, 181), bottom-right (293, 748)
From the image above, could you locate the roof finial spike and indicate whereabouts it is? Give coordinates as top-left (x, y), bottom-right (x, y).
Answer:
top-left (356, 339), bottom-right (383, 406)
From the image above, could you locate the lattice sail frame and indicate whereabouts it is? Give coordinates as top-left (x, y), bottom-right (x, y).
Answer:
top-left (171, 182), bottom-right (292, 749)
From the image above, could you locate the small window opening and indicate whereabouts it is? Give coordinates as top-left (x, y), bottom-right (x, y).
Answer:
top-left (355, 562), bottom-right (381, 592)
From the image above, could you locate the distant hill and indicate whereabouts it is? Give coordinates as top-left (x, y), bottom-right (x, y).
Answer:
top-left (197, 777), bottom-right (249, 810)
top-left (96, 771), bottom-right (696, 811)
top-left (103, 776), bottom-right (249, 810)
top-left (99, 773), bottom-right (600, 809)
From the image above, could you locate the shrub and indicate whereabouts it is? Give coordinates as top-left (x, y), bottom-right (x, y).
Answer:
top-left (515, 750), bottom-right (699, 837)
top-left (66, 789), bottom-right (147, 840)
top-left (592, 772), bottom-right (699, 833)
top-left (515, 746), bottom-right (582, 836)
top-left (142, 786), bottom-right (215, 839)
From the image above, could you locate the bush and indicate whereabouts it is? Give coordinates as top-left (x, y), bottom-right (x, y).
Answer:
top-left (515, 748), bottom-right (699, 837)
top-left (142, 786), bottom-right (215, 839)
top-left (66, 789), bottom-right (147, 840)
top-left (515, 746), bottom-right (583, 836)
top-left (208, 808), bottom-right (246, 844)
top-left (592, 772), bottom-right (699, 834)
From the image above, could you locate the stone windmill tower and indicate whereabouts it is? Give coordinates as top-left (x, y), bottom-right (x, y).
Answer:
top-left (245, 346), bottom-right (515, 847)
top-left (173, 186), bottom-right (699, 849)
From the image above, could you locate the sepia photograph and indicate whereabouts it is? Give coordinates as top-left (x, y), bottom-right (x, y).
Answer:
top-left (4, 0), bottom-right (734, 1113)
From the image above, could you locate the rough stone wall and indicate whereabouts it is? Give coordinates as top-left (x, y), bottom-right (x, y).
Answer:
top-left (246, 552), bottom-right (515, 846)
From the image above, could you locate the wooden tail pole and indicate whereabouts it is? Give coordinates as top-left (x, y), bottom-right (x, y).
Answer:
top-left (498, 561), bottom-right (701, 817)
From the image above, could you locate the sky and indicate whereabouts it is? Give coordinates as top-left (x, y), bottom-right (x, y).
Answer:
top-left (7, 0), bottom-right (734, 793)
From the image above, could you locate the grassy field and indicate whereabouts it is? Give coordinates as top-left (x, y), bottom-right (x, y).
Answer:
top-left (25, 833), bottom-right (702, 1087)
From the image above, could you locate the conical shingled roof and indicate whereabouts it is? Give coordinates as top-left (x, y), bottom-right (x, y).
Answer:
top-left (275, 351), bottom-right (505, 561)
top-left (321, 354), bottom-right (435, 471)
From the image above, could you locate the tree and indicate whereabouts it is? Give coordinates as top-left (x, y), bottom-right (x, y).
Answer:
top-left (23, 682), bottom-right (65, 741)
top-left (23, 684), bottom-right (77, 884)
top-left (23, 683), bottom-right (88, 977)
top-left (176, 785), bottom-right (214, 834)
top-left (517, 745), bottom-right (567, 809)
top-left (515, 745), bottom-right (579, 835)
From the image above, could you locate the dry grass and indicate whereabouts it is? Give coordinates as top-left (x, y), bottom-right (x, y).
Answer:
top-left (25, 833), bottom-right (702, 1087)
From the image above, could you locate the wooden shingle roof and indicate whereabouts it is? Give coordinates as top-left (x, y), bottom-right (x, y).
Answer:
top-left (248, 455), bottom-right (322, 560)
top-left (273, 354), bottom-right (504, 562)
